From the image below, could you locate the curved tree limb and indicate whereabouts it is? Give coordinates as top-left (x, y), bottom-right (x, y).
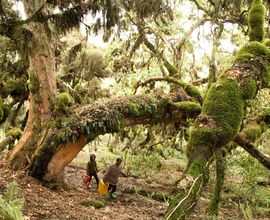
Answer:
top-left (134, 77), bottom-right (203, 104)
top-left (26, 94), bottom-right (202, 180)
top-left (234, 136), bottom-right (270, 170)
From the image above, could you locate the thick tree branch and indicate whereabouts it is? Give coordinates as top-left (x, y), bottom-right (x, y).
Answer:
top-left (29, 94), bottom-right (202, 179)
top-left (234, 135), bottom-right (270, 170)
top-left (134, 77), bottom-right (203, 104)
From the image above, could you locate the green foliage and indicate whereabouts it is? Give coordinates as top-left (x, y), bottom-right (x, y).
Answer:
top-left (0, 181), bottom-right (24, 220)
top-left (6, 128), bottom-right (22, 139)
top-left (125, 149), bottom-right (163, 177)
top-left (263, 39), bottom-right (270, 48)
top-left (79, 199), bottom-right (105, 209)
top-left (123, 97), bottom-right (168, 121)
top-left (28, 73), bottom-right (39, 94)
top-left (55, 92), bottom-right (74, 113)
top-left (248, 0), bottom-right (265, 42)
top-left (6, 79), bottom-right (28, 98)
top-left (53, 9), bottom-right (81, 34)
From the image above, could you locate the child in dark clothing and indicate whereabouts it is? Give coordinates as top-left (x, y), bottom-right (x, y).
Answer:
top-left (86, 154), bottom-right (99, 187)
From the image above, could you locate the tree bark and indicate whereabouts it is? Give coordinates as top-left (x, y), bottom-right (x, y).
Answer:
top-left (7, 1), bottom-right (57, 170)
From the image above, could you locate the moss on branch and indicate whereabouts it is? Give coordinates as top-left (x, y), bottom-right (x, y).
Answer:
top-left (234, 42), bottom-right (270, 88)
top-left (135, 77), bottom-right (203, 104)
top-left (248, 0), bottom-right (265, 42)
top-left (30, 94), bottom-right (196, 179)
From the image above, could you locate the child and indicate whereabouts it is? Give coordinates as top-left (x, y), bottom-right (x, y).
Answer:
top-left (103, 157), bottom-right (127, 199)
top-left (86, 154), bottom-right (99, 187)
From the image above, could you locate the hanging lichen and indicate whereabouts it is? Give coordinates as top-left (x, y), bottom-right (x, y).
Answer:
top-left (248, 0), bottom-right (265, 42)
top-left (52, 8), bottom-right (81, 34)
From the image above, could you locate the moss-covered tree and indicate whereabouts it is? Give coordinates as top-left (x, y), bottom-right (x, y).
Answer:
top-left (0, 0), bottom-right (197, 184)
top-left (165, 0), bottom-right (270, 218)
top-left (2, 0), bottom-right (270, 219)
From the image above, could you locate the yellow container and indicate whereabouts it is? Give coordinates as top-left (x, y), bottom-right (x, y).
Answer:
top-left (98, 180), bottom-right (109, 195)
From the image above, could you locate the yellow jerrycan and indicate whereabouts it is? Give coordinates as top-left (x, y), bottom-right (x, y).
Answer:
top-left (98, 180), bottom-right (109, 195)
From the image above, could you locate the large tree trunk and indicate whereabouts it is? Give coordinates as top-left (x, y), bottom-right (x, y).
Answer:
top-left (5, 0), bottom-right (203, 185)
top-left (7, 1), bottom-right (57, 170)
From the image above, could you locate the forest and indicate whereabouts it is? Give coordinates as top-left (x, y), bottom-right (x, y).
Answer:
top-left (1, 0), bottom-right (270, 219)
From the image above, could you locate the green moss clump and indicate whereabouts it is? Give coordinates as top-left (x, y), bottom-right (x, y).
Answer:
top-left (186, 79), bottom-right (243, 156)
top-left (263, 39), bottom-right (270, 49)
top-left (188, 157), bottom-right (208, 179)
top-left (243, 125), bottom-right (262, 142)
top-left (55, 92), bottom-right (74, 113)
top-left (240, 78), bottom-right (257, 99)
top-left (45, 120), bottom-right (57, 129)
top-left (187, 127), bottom-right (218, 156)
top-left (202, 79), bottom-right (244, 144)
top-left (6, 128), bottom-right (23, 139)
top-left (259, 121), bottom-right (268, 132)
top-left (172, 101), bottom-right (201, 116)
top-left (234, 42), bottom-right (270, 63)
top-left (126, 102), bottom-right (141, 117)
top-left (184, 84), bottom-right (203, 103)
top-left (28, 73), bottom-right (39, 93)
top-left (248, 0), bottom-right (265, 42)
top-left (80, 199), bottom-right (105, 209)
top-left (30, 135), bottom-right (60, 179)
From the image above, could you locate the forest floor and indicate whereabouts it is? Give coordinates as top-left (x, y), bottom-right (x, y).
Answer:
top-left (1, 154), bottom-right (270, 219)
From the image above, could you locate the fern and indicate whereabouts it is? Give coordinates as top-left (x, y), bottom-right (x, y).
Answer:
top-left (0, 181), bottom-right (24, 220)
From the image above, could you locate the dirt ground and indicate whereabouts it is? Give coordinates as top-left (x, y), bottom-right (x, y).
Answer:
top-left (0, 157), bottom-right (167, 220)
top-left (1, 155), bottom-right (270, 220)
